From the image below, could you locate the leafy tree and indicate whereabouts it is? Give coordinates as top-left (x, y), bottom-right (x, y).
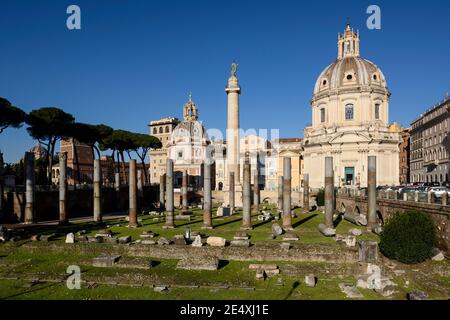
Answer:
top-left (90, 124), bottom-right (113, 159)
top-left (101, 129), bottom-right (135, 181)
top-left (0, 97), bottom-right (27, 134)
top-left (129, 133), bottom-right (162, 183)
top-left (65, 122), bottom-right (113, 183)
top-left (379, 210), bottom-right (437, 264)
top-left (26, 107), bottom-right (75, 184)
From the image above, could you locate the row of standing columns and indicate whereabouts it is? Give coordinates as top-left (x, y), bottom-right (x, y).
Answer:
top-left (321, 156), bottom-right (378, 234)
top-left (22, 151), bottom-right (144, 227)
top-left (19, 150), bottom-right (380, 235)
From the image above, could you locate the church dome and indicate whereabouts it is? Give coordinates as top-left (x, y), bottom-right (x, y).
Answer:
top-left (314, 56), bottom-right (388, 95)
top-left (313, 24), bottom-right (389, 98)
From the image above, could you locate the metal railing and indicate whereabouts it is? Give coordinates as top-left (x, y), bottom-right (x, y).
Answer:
top-left (337, 187), bottom-right (449, 207)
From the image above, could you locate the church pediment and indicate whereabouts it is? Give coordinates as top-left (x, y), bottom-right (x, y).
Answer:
top-left (328, 131), bottom-right (371, 144)
top-left (279, 150), bottom-right (300, 157)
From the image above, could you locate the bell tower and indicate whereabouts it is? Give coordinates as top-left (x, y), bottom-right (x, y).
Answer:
top-left (183, 93), bottom-right (198, 122)
top-left (337, 23), bottom-right (360, 59)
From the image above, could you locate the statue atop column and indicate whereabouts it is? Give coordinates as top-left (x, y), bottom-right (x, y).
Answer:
top-left (230, 62), bottom-right (238, 77)
top-left (227, 62), bottom-right (240, 89)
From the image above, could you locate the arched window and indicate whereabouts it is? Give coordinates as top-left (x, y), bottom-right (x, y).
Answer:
top-left (320, 108), bottom-right (325, 123)
top-left (345, 104), bottom-right (354, 120)
top-left (165, 126), bottom-right (169, 133)
top-left (153, 128), bottom-right (157, 134)
top-left (159, 127), bottom-right (163, 134)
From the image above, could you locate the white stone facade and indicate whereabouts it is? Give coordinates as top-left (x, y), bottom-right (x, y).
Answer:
top-left (302, 24), bottom-right (400, 189)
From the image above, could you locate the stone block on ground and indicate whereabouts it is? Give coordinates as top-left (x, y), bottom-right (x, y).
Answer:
top-left (305, 274), bottom-right (316, 287)
top-left (157, 237), bottom-right (171, 245)
top-left (264, 268), bottom-right (280, 277)
top-left (140, 231), bottom-right (155, 239)
top-left (173, 235), bottom-right (187, 245)
top-left (191, 235), bottom-right (203, 247)
top-left (233, 232), bottom-right (249, 240)
top-left (372, 225), bottom-right (383, 235)
top-left (271, 223), bottom-right (284, 236)
top-left (65, 233), bottom-right (75, 244)
top-left (407, 291), bottom-right (429, 300)
top-left (154, 286), bottom-right (168, 293)
top-left (280, 242), bottom-right (291, 250)
top-left (249, 264), bottom-right (278, 271)
top-left (92, 255), bottom-right (121, 267)
top-left (339, 283), bottom-right (363, 298)
top-left (95, 229), bottom-right (112, 238)
top-left (87, 236), bottom-right (101, 243)
top-left (141, 240), bottom-right (156, 245)
top-left (40, 234), bottom-right (54, 242)
top-left (115, 257), bottom-right (154, 269)
top-left (104, 236), bottom-right (118, 244)
top-left (217, 206), bottom-right (232, 217)
top-left (256, 269), bottom-right (266, 280)
top-left (348, 228), bottom-right (362, 236)
top-left (318, 224), bottom-right (336, 237)
top-left (344, 213), bottom-right (367, 226)
top-left (358, 240), bottom-right (378, 263)
top-left (176, 257), bottom-right (220, 271)
top-left (267, 234), bottom-right (275, 240)
top-left (230, 239), bottom-right (251, 247)
top-left (282, 233), bottom-right (299, 241)
top-left (431, 248), bottom-right (445, 261)
top-left (118, 236), bottom-right (131, 244)
top-left (345, 235), bottom-right (356, 247)
top-left (206, 236), bottom-right (226, 247)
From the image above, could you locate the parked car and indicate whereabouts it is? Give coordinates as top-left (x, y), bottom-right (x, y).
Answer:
top-left (424, 182), bottom-right (441, 187)
top-left (428, 187), bottom-right (450, 198)
top-left (399, 187), bottom-right (416, 195)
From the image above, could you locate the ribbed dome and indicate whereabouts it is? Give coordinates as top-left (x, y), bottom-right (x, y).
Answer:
top-left (172, 121), bottom-right (207, 141)
top-left (313, 56), bottom-right (388, 96)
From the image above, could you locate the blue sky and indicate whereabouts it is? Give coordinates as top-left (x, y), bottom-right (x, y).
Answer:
top-left (1, 0), bottom-right (449, 163)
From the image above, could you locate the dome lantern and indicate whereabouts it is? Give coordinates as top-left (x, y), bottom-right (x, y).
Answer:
top-left (337, 23), bottom-right (360, 59)
top-left (183, 92), bottom-right (198, 122)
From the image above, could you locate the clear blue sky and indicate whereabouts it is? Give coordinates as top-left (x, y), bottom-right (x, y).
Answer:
top-left (1, 0), bottom-right (449, 163)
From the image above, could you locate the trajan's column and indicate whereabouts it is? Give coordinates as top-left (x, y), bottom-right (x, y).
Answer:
top-left (225, 63), bottom-right (243, 207)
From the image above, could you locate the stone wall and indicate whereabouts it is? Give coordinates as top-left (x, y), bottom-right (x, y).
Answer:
top-left (22, 242), bottom-right (358, 264)
top-left (211, 190), bottom-right (304, 207)
top-left (1, 185), bottom-right (158, 223)
top-left (336, 194), bottom-right (450, 256)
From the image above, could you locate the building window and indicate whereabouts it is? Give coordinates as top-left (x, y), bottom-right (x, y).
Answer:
top-left (153, 128), bottom-right (157, 134)
top-left (177, 151), bottom-right (183, 159)
top-left (345, 104), bottom-right (354, 120)
top-left (165, 126), bottom-right (169, 133)
top-left (159, 127), bottom-right (163, 134)
top-left (375, 104), bottom-right (380, 120)
top-left (320, 108), bottom-right (325, 123)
